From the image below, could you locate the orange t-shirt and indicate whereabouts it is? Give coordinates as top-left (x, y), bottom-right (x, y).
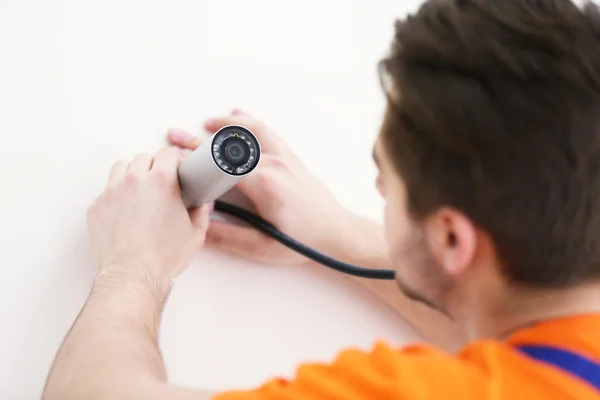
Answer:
top-left (214, 314), bottom-right (600, 399)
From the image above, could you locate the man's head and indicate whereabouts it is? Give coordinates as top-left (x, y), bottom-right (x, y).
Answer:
top-left (374, 0), bottom-right (600, 315)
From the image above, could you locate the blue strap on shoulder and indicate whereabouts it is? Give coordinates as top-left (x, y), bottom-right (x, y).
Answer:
top-left (518, 345), bottom-right (600, 391)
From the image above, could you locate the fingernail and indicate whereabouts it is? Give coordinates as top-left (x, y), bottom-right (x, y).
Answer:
top-left (169, 128), bottom-right (188, 141)
top-left (207, 202), bottom-right (215, 214)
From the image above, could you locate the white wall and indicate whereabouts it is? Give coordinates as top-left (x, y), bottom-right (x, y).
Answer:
top-left (0, 0), bottom-right (425, 398)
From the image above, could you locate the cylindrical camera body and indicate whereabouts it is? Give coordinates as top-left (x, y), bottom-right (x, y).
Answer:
top-left (178, 125), bottom-right (261, 208)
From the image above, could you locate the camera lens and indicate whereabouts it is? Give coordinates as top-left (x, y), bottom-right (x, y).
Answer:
top-left (220, 137), bottom-right (249, 166)
top-left (211, 125), bottom-right (260, 175)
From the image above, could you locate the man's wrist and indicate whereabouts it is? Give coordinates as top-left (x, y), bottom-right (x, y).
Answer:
top-left (94, 265), bottom-right (173, 308)
top-left (320, 210), bottom-right (389, 268)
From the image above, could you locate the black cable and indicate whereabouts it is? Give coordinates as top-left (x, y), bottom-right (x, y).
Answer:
top-left (213, 200), bottom-right (396, 280)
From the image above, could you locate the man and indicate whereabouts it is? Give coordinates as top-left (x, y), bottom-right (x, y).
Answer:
top-left (44, 0), bottom-right (600, 398)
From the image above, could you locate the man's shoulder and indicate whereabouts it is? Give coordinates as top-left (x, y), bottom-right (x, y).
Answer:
top-left (394, 339), bottom-right (598, 398)
top-left (216, 340), bottom-right (595, 399)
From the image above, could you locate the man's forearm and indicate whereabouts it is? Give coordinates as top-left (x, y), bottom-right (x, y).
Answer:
top-left (325, 214), bottom-right (466, 352)
top-left (43, 269), bottom-right (172, 399)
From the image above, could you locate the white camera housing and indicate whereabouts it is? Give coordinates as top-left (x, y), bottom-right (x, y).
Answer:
top-left (178, 125), bottom-right (261, 208)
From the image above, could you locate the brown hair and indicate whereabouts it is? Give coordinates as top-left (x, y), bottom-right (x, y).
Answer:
top-left (380, 0), bottom-right (600, 287)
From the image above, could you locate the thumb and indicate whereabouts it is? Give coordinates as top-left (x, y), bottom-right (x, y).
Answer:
top-left (189, 203), bottom-right (212, 238)
top-left (206, 220), bottom-right (271, 260)
top-left (168, 128), bottom-right (206, 150)
top-left (176, 148), bottom-right (193, 162)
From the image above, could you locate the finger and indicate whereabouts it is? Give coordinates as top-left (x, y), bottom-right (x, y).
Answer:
top-left (249, 153), bottom-right (286, 169)
top-left (203, 114), bottom-right (284, 154)
top-left (107, 160), bottom-right (129, 188)
top-left (206, 221), bottom-right (271, 259)
top-left (152, 147), bottom-right (180, 175)
top-left (128, 153), bottom-right (154, 174)
top-left (204, 114), bottom-right (295, 157)
top-left (167, 128), bottom-right (205, 150)
top-left (176, 148), bottom-right (193, 162)
top-left (182, 148), bottom-right (192, 157)
top-left (231, 108), bottom-right (246, 115)
top-left (204, 114), bottom-right (261, 134)
top-left (190, 203), bottom-right (212, 234)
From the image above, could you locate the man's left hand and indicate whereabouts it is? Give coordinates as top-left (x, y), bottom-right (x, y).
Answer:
top-left (86, 147), bottom-right (211, 291)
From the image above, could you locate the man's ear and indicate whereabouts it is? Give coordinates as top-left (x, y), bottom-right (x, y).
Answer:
top-left (425, 207), bottom-right (477, 276)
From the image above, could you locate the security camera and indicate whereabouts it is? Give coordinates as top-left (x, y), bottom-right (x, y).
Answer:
top-left (178, 125), bottom-right (261, 208)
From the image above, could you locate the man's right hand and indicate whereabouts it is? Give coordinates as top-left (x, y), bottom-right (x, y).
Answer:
top-left (167, 109), bottom-right (362, 266)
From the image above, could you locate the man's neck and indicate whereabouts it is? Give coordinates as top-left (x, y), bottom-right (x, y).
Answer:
top-left (454, 281), bottom-right (600, 341)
